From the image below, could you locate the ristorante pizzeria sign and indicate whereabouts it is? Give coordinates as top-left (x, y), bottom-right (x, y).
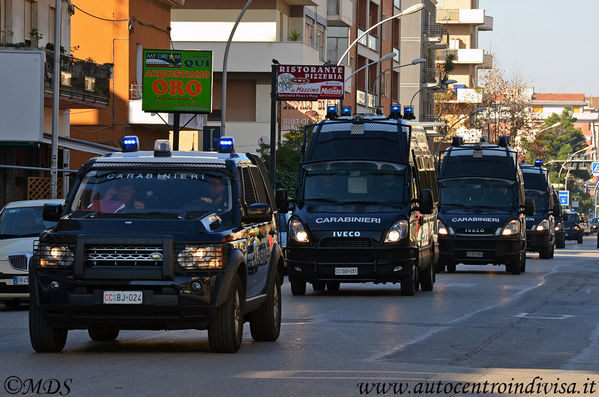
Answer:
top-left (276, 65), bottom-right (345, 100)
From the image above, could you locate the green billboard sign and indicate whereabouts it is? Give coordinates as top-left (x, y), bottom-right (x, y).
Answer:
top-left (142, 49), bottom-right (212, 113)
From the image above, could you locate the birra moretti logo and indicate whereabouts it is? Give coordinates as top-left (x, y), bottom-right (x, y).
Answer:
top-left (451, 217), bottom-right (501, 223)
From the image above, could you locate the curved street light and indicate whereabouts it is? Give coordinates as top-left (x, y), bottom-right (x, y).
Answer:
top-left (336, 3), bottom-right (425, 66)
top-left (409, 79), bottom-right (457, 108)
top-left (369, 58), bottom-right (427, 107)
top-left (344, 52), bottom-right (396, 82)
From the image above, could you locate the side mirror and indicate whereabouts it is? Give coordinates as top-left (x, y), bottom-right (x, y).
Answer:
top-left (243, 203), bottom-right (272, 223)
top-left (525, 199), bottom-right (536, 216)
top-left (419, 189), bottom-right (434, 215)
top-left (275, 188), bottom-right (289, 213)
top-left (42, 204), bottom-right (63, 222)
top-left (553, 204), bottom-right (562, 217)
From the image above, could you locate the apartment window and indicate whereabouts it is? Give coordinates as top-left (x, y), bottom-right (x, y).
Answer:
top-left (369, 2), bottom-right (378, 37)
top-left (47, 5), bottom-right (56, 44)
top-left (327, 0), bottom-right (339, 14)
top-left (305, 17), bottom-right (314, 46)
top-left (392, 19), bottom-right (400, 48)
top-left (358, 0), bottom-right (367, 30)
top-left (394, 0), bottom-right (401, 9)
top-left (327, 27), bottom-right (349, 65)
top-left (316, 24), bottom-right (325, 61)
top-left (392, 71), bottom-right (399, 102)
top-left (380, 71), bottom-right (389, 98)
top-left (368, 61), bottom-right (377, 95)
top-left (356, 55), bottom-right (366, 91)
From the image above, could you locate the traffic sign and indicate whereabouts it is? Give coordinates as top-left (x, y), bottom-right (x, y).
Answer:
top-left (558, 190), bottom-right (569, 206)
top-left (592, 162), bottom-right (599, 176)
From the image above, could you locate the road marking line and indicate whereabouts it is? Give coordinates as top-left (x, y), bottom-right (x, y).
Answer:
top-left (514, 313), bottom-right (574, 320)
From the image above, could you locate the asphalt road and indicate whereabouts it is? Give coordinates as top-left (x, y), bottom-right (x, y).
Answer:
top-left (1, 238), bottom-right (599, 396)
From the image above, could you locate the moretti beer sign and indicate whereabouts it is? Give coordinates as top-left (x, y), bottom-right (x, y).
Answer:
top-left (276, 65), bottom-right (344, 100)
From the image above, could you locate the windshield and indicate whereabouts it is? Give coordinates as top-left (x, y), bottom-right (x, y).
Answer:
top-left (522, 171), bottom-right (547, 190)
top-left (70, 170), bottom-right (233, 221)
top-left (302, 162), bottom-right (407, 207)
top-left (0, 206), bottom-right (57, 238)
top-left (525, 189), bottom-right (548, 213)
top-left (440, 178), bottom-right (516, 212)
top-left (563, 213), bottom-right (579, 226)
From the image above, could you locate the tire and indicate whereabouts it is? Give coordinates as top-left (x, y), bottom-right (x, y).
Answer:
top-left (549, 244), bottom-right (555, 258)
top-left (401, 265), bottom-right (417, 296)
top-left (597, 235), bottom-right (599, 249)
top-left (419, 264), bottom-right (434, 292)
top-left (88, 326), bottom-right (119, 342)
top-left (208, 274), bottom-right (244, 353)
top-left (520, 252), bottom-right (527, 273)
top-left (557, 236), bottom-right (566, 249)
top-left (509, 260), bottom-right (521, 275)
top-left (578, 235), bottom-right (583, 244)
top-left (250, 272), bottom-right (281, 342)
top-left (311, 281), bottom-right (326, 292)
top-left (446, 263), bottom-right (456, 273)
top-left (539, 245), bottom-right (551, 259)
top-left (29, 303), bottom-right (67, 353)
top-left (435, 262), bottom-right (446, 273)
top-left (290, 280), bottom-right (306, 296)
top-left (326, 281), bottom-right (340, 292)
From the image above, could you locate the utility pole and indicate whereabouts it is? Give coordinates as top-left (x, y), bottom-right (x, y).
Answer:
top-left (50, 0), bottom-right (62, 198)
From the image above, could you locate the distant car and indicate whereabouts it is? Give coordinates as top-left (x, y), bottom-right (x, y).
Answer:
top-left (562, 210), bottom-right (583, 244)
top-left (590, 218), bottom-right (599, 234)
top-left (0, 199), bottom-right (63, 307)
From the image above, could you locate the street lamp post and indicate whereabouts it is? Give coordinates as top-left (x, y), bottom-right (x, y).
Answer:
top-left (561, 145), bottom-right (595, 194)
top-left (221, 0), bottom-right (253, 136)
top-left (336, 3), bottom-right (424, 67)
top-left (343, 53), bottom-right (395, 108)
top-left (369, 58), bottom-right (426, 108)
top-left (409, 79), bottom-right (457, 109)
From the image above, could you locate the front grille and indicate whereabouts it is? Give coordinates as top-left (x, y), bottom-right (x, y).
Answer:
top-left (320, 238), bottom-right (373, 248)
top-left (453, 239), bottom-right (496, 250)
top-left (8, 254), bottom-right (30, 271)
top-left (86, 245), bottom-right (163, 267)
top-left (317, 250), bottom-right (375, 264)
top-left (455, 228), bottom-right (495, 235)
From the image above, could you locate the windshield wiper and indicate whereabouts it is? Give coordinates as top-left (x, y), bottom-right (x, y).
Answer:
top-left (305, 198), bottom-right (344, 205)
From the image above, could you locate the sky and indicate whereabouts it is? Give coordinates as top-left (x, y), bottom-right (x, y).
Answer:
top-left (478, 0), bottom-right (599, 95)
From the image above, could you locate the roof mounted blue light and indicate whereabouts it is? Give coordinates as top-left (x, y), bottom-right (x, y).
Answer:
top-left (218, 136), bottom-right (235, 153)
top-left (452, 137), bottom-right (464, 147)
top-left (341, 106), bottom-right (352, 117)
top-left (326, 105), bottom-right (338, 119)
top-left (389, 105), bottom-right (402, 119)
top-left (498, 136), bottom-right (510, 147)
top-left (403, 106), bottom-right (415, 120)
top-left (121, 136), bottom-right (139, 152)
top-left (535, 159), bottom-right (544, 167)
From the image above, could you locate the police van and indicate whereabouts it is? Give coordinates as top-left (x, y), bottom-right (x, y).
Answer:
top-left (520, 161), bottom-right (559, 258)
top-left (283, 106), bottom-right (438, 296)
top-left (29, 137), bottom-right (284, 353)
top-left (437, 138), bottom-right (535, 274)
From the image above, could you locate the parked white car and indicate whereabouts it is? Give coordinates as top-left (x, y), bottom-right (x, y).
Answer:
top-left (0, 199), bottom-right (63, 307)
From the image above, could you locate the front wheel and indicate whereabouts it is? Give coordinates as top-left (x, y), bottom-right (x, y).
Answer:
top-left (326, 281), bottom-right (340, 292)
top-left (556, 236), bottom-right (566, 249)
top-left (250, 272), bottom-right (281, 342)
top-left (208, 274), bottom-right (244, 353)
top-left (290, 280), bottom-right (306, 296)
top-left (401, 265), bottom-right (417, 296)
top-left (446, 263), bottom-right (457, 273)
top-left (419, 264), bottom-right (434, 292)
top-left (29, 304), bottom-right (67, 353)
top-left (578, 235), bottom-right (583, 244)
top-left (508, 261), bottom-right (521, 275)
top-left (311, 281), bottom-right (325, 292)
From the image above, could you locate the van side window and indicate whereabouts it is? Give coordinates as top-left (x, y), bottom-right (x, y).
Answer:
top-left (241, 167), bottom-right (257, 206)
top-left (249, 166), bottom-right (270, 205)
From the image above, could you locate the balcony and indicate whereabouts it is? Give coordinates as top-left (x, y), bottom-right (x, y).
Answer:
top-left (423, 68), bottom-right (437, 85)
top-left (480, 15), bottom-right (494, 31)
top-left (44, 49), bottom-right (112, 109)
top-left (436, 49), bottom-right (487, 65)
top-left (327, 0), bottom-right (353, 27)
top-left (480, 52), bottom-right (493, 69)
top-left (424, 22), bottom-right (446, 47)
top-left (436, 9), bottom-right (486, 25)
top-left (174, 41), bottom-right (320, 73)
top-left (456, 88), bottom-right (483, 103)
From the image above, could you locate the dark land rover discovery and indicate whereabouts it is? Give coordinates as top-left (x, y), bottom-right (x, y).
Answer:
top-left (29, 137), bottom-right (284, 353)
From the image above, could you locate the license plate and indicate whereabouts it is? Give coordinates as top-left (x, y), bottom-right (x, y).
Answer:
top-left (13, 276), bottom-right (28, 285)
top-left (335, 267), bottom-right (358, 275)
top-left (466, 251), bottom-right (484, 258)
top-left (103, 291), bottom-right (143, 304)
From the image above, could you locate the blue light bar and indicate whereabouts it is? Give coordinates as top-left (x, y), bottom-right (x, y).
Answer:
top-left (452, 137), bottom-right (463, 147)
top-left (121, 135), bottom-right (139, 152)
top-left (403, 106), bottom-right (415, 120)
top-left (389, 105), bottom-right (402, 119)
top-left (326, 106), bottom-right (338, 120)
top-left (498, 136), bottom-right (510, 147)
top-left (218, 136), bottom-right (235, 153)
top-left (341, 106), bottom-right (352, 116)
top-left (535, 159), bottom-right (544, 167)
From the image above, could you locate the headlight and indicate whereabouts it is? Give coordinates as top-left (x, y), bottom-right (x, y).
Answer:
top-left (438, 219), bottom-right (449, 236)
top-left (575, 226), bottom-right (580, 231)
top-left (533, 219), bottom-right (550, 232)
top-left (39, 244), bottom-right (74, 268)
top-left (178, 245), bottom-right (223, 270)
top-left (500, 219), bottom-right (520, 236)
top-left (384, 219), bottom-right (408, 243)
top-left (289, 218), bottom-right (310, 243)
top-left (555, 223), bottom-right (562, 231)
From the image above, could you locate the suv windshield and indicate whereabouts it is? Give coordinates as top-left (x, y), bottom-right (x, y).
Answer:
top-left (440, 178), bottom-right (516, 212)
top-left (0, 206), bottom-right (57, 238)
top-left (303, 162), bottom-right (407, 207)
top-left (525, 189), bottom-right (548, 213)
top-left (563, 213), bottom-right (580, 226)
top-left (70, 170), bottom-right (233, 220)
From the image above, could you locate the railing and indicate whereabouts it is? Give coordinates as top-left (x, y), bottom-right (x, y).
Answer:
top-left (44, 49), bottom-right (112, 106)
top-left (436, 9), bottom-right (460, 22)
top-left (425, 22), bottom-right (444, 39)
top-left (436, 49), bottom-right (458, 62)
top-left (423, 68), bottom-right (437, 84)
